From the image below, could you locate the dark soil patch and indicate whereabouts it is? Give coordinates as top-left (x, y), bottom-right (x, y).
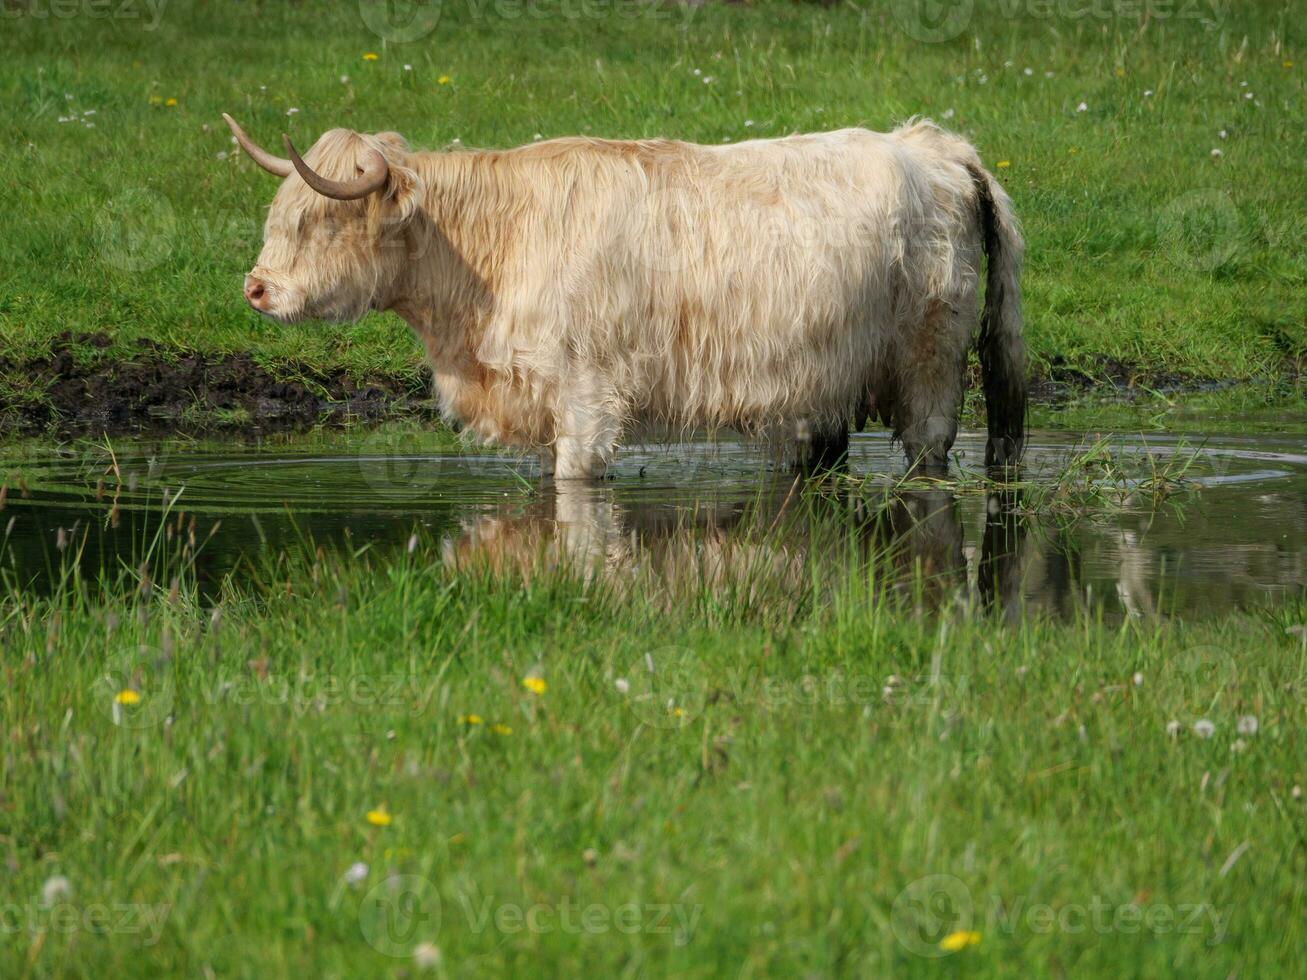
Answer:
top-left (1, 332), bottom-right (437, 436)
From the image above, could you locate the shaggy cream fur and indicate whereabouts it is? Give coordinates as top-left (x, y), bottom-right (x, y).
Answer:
top-left (241, 119), bottom-right (1026, 477)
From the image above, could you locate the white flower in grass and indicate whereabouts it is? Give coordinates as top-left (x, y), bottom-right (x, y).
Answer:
top-left (1023, 67), bottom-right (1033, 76)
top-left (1144, 90), bottom-right (1153, 97)
top-left (614, 678), bottom-right (630, 695)
top-left (1211, 148), bottom-right (1223, 158)
top-left (1236, 715), bottom-right (1258, 735)
top-left (744, 119), bottom-right (754, 127)
top-left (1076, 102), bottom-right (1088, 112)
top-left (1132, 672), bottom-right (1144, 686)
top-left (403, 64), bottom-right (413, 72)
top-left (344, 861), bottom-right (369, 885)
top-left (1244, 92), bottom-right (1254, 100)
top-left (1165, 719), bottom-right (1182, 737)
top-left (41, 875), bottom-right (73, 905)
top-left (1218, 129), bottom-right (1228, 138)
top-left (942, 108), bottom-right (955, 120)
top-left (1192, 719), bottom-right (1216, 739)
top-left (340, 75), bottom-right (350, 84)
top-left (286, 107), bottom-right (299, 116)
top-left (414, 942), bottom-right (442, 969)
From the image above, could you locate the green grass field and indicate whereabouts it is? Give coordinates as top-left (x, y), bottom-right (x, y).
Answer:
top-left (3, 2), bottom-right (1306, 976)
top-left (2, 508), bottom-right (1304, 976)
top-left (1, 0), bottom-right (1303, 411)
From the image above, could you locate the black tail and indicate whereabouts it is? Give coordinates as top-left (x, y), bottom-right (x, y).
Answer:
top-left (968, 164), bottom-right (1027, 469)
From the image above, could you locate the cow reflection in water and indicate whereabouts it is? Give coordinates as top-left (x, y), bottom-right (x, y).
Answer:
top-left (441, 480), bottom-right (1025, 614)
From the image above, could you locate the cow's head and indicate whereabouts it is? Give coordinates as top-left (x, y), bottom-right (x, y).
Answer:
top-left (224, 114), bottom-right (424, 323)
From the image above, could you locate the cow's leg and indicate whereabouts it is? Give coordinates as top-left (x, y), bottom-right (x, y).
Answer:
top-left (896, 303), bottom-right (968, 476)
top-left (795, 421), bottom-right (850, 474)
top-left (552, 379), bottom-right (621, 480)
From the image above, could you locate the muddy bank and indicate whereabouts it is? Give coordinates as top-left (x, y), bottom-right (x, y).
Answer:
top-left (0, 332), bottom-right (438, 436)
top-left (0, 332), bottom-right (1295, 437)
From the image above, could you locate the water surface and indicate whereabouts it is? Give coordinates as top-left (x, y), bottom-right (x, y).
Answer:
top-left (2, 428), bottom-right (1303, 620)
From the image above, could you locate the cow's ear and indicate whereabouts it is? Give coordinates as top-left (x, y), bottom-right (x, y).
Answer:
top-left (381, 161), bottom-right (424, 222)
top-left (366, 132), bottom-right (423, 221)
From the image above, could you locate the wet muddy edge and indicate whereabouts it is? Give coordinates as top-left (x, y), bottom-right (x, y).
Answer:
top-left (2, 331), bottom-right (1301, 438)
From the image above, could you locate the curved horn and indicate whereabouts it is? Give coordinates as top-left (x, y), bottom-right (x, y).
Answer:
top-left (222, 113), bottom-right (293, 177)
top-left (282, 134), bottom-right (389, 200)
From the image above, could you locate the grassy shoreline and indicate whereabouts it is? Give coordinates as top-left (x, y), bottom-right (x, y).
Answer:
top-left (2, 517), bottom-right (1304, 976)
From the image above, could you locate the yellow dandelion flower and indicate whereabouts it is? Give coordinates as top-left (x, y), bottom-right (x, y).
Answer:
top-left (115, 689), bottom-right (141, 705)
top-left (939, 930), bottom-right (982, 952)
top-left (437, 75), bottom-right (452, 86)
top-left (1283, 60), bottom-right (1293, 69)
top-left (996, 160), bottom-right (1010, 169)
top-left (1114, 67), bottom-right (1126, 78)
top-left (366, 809), bottom-right (392, 827)
top-left (522, 676), bottom-right (547, 695)
top-left (670, 706), bottom-right (685, 718)
top-left (165, 97), bottom-right (178, 107)
top-left (363, 52), bottom-right (379, 61)
top-left (459, 713), bottom-right (483, 725)
top-left (492, 723), bottom-right (512, 735)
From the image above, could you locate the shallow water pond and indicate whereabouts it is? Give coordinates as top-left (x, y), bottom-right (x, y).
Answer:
top-left (1, 426), bottom-right (1303, 620)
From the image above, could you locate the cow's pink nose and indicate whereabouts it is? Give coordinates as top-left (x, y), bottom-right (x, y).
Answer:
top-left (244, 277), bottom-right (269, 310)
